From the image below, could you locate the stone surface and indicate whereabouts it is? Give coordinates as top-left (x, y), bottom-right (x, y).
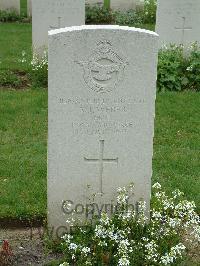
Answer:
top-left (32, 0), bottom-right (85, 55)
top-left (86, 0), bottom-right (103, 6)
top-left (86, 0), bottom-right (143, 11)
top-left (0, 0), bottom-right (20, 14)
top-left (111, 0), bottom-right (142, 11)
top-left (27, 0), bottom-right (32, 17)
top-left (48, 25), bottom-right (158, 230)
top-left (156, 0), bottom-right (200, 47)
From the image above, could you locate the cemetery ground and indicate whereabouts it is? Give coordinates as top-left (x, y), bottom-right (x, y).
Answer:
top-left (0, 22), bottom-right (200, 265)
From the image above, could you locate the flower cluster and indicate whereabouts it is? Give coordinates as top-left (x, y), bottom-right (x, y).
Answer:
top-left (31, 51), bottom-right (48, 71)
top-left (158, 43), bottom-right (200, 92)
top-left (19, 50), bottom-right (48, 88)
top-left (58, 183), bottom-right (199, 265)
top-left (143, 0), bottom-right (157, 24)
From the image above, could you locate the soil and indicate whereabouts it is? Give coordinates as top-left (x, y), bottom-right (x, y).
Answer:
top-left (0, 227), bottom-right (199, 266)
top-left (0, 228), bottom-right (62, 266)
top-left (0, 70), bottom-right (31, 90)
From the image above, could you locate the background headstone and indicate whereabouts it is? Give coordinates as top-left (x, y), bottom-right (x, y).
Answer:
top-left (27, 0), bottom-right (32, 17)
top-left (48, 25), bottom-right (158, 230)
top-left (156, 0), bottom-right (200, 48)
top-left (32, 0), bottom-right (85, 55)
top-left (0, 0), bottom-right (20, 14)
top-left (86, 0), bottom-right (143, 11)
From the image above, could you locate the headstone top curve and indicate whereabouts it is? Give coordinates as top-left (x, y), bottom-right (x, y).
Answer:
top-left (48, 25), bottom-right (159, 37)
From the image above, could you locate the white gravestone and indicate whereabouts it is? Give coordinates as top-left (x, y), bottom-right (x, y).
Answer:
top-left (0, 0), bottom-right (20, 14)
top-left (48, 25), bottom-right (158, 231)
top-left (86, 0), bottom-right (142, 11)
top-left (156, 0), bottom-right (200, 48)
top-left (32, 0), bottom-right (85, 55)
top-left (27, 0), bottom-right (32, 17)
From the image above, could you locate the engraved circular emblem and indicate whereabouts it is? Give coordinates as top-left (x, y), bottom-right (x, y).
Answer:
top-left (78, 40), bottom-right (128, 93)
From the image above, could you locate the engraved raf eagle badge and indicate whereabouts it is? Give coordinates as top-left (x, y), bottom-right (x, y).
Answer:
top-left (78, 40), bottom-right (128, 93)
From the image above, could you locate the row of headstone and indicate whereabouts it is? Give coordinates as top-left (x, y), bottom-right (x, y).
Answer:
top-left (1, 0), bottom-right (200, 49)
top-left (0, 0), bottom-right (20, 14)
top-left (0, 0), bottom-right (142, 17)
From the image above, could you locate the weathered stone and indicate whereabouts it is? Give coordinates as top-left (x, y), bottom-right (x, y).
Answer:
top-left (27, 0), bottom-right (32, 17)
top-left (0, 0), bottom-right (20, 14)
top-left (156, 0), bottom-right (200, 47)
top-left (48, 25), bottom-right (158, 231)
top-left (86, 0), bottom-right (143, 11)
top-left (32, 0), bottom-right (85, 55)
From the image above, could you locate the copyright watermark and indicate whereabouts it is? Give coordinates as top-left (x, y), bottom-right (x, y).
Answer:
top-left (61, 200), bottom-right (135, 218)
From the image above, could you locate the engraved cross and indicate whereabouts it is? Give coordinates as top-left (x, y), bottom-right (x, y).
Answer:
top-left (50, 16), bottom-right (62, 30)
top-left (84, 140), bottom-right (118, 194)
top-left (175, 17), bottom-right (192, 44)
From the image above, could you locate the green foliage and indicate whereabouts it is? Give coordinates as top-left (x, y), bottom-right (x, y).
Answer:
top-left (104, 0), bottom-right (111, 10)
top-left (57, 184), bottom-right (199, 266)
top-left (0, 10), bottom-right (21, 22)
top-left (29, 53), bottom-right (48, 88)
top-left (0, 90), bottom-right (47, 219)
top-left (143, 0), bottom-right (157, 24)
top-left (18, 44), bottom-right (200, 92)
top-left (85, 5), bottom-right (114, 24)
top-left (0, 70), bottom-right (22, 88)
top-left (19, 51), bottom-right (48, 88)
top-left (0, 1), bottom-right (157, 25)
top-left (157, 46), bottom-right (184, 92)
top-left (20, 0), bottom-right (27, 17)
top-left (0, 90), bottom-right (200, 219)
top-left (157, 44), bottom-right (200, 92)
top-left (185, 44), bottom-right (200, 90)
top-left (85, 1), bottom-right (157, 26)
top-left (115, 10), bottom-right (142, 27)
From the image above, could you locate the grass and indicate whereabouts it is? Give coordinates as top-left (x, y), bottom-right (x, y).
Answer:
top-left (20, 0), bottom-right (27, 17)
top-left (154, 92), bottom-right (200, 207)
top-left (0, 90), bottom-right (47, 219)
top-left (0, 91), bottom-right (199, 219)
top-left (0, 22), bottom-right (199, 220)
top-left (0, 23), bottom-right (31, 71)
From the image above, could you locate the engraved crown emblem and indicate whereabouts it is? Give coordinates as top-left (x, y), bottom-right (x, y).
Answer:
top-left (78, 40), bottom-right (128, 93)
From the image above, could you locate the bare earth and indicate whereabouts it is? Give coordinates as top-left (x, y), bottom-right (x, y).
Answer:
top-left (0, 227), bottom-right (199, 265)
top-left (0, 228), bottom-right (62, 266)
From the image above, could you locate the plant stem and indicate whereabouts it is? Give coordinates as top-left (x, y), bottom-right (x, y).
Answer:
top-left (104, 0), bottom-right (110, 9)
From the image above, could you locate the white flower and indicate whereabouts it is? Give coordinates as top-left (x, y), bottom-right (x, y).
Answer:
top-left (152, 182), bottom-right (162, 189)
top-left (85, 261), bottom-right (92, 265)
top-left (160, 243), bottom-right (186, 265)
top-left (168, 218), bottom-right (180, 228)
top-left (61, 234), bottom-right (73, 244)
top-left (69, 243), bottom-right (78, 251)
top-left (81, 246), bottom-right (90, 255)
top-left (100, 213), bottom-right (110, 225)
top-left (152, 210), bottom-right (162, 220)
top-left (186, 65), bottom-right (193, 71)
top-left (172, 189), bottom-right (184, 198)
top-left (118, 256), bottom-right (130, 266)
top-left (118, 239), bottom-right (130, 250)
top-left (95, 225), bottom-right (107, 238)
